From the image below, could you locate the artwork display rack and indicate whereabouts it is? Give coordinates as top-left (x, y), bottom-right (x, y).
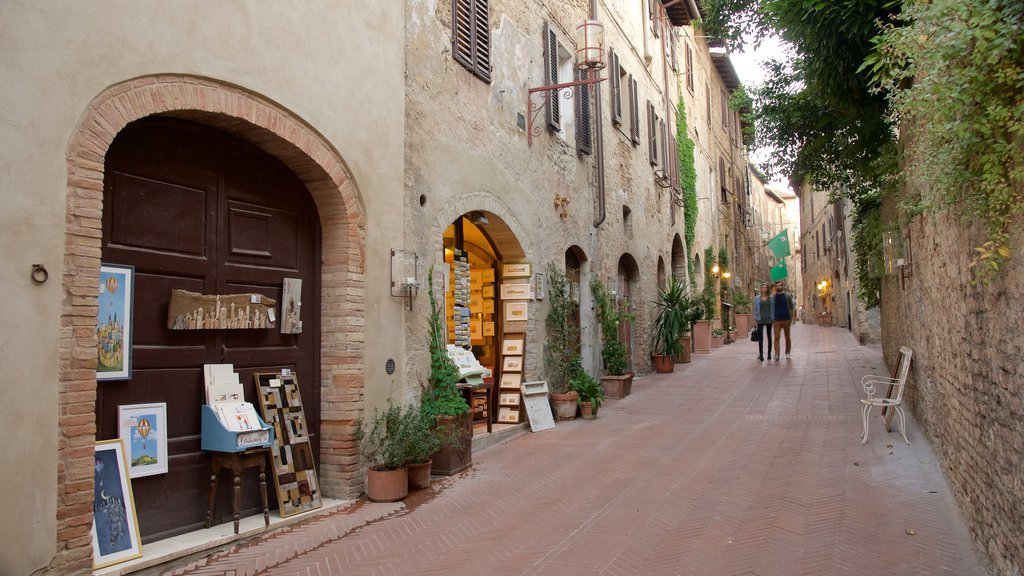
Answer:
top-left (497, 262), bottom-right (531, 424)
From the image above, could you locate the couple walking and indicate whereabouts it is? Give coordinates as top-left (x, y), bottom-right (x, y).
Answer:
top-left (752, 281), bottom-right (795, 362)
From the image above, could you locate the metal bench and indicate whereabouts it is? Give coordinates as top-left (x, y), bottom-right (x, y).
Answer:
top-left (861, 346), bottom-right (913, 445)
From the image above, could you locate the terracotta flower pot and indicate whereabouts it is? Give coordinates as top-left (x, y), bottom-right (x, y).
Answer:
top-left (735, 313), bottom-right (750, 336)
top-left (674, 335), bottom-right (692, 363)
top-left (367, 465), bottom-right (408, 502)
top-left (693, 320), bottom-right (711, 353)
top-left (710, 335), bottom-right (724, 348)
top-left (580, 401), bottom-right (595, 420)
top-left (600, 373), bottom-right (634, 399)
top-left (430, 413), bottom-right (472, 476)
top-left (407, 460), bottom-right (432, 491)
top-left (550, 391), bottom-right (580, 420)
top-left (652, 353), bottom-right (674, 373)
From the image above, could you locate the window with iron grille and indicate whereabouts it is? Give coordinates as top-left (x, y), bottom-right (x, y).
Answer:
top-left (452, 0), bottom-right (491, 83)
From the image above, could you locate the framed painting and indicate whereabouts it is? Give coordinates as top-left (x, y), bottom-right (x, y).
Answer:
top-left (118, 403), bottom-right (168, 478)
top-left (483, 321), bottom-right (495, 337)
top-left (532, 272), bottom-right (546, 300)
top-left (482, 268), bottom-right (496, 283)
top-left (497, 407), bottom-right (520, 423)
top-left (503, 355), bottom-right (523, 372)
top-left (500, 283), bottom-right (531, 300)
top-left (501, 337), bottom-right (524, 356)
top-left (97, 264), bottom-right (134, 381)
top-left (504, 301), bottom-right (528, 323)
top-left (499, 372), bottom-right (522, 389)
top-left (502, 262), bottom-right (531, 278)
top-left (499, 392), bottom-right (521, 406)
top-left (92, 439), bottom-right (142, 569)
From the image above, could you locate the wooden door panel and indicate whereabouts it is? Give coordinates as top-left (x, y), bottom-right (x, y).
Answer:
top-left (100, 117), bottom-right (321, 543)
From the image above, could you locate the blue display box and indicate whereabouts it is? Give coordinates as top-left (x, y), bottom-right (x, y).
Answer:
top-left (200, 404), bottom-right (275, 453)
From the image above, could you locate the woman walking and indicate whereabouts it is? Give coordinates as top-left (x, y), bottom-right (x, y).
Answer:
top-left (752, 283), bottom-right (774, 362)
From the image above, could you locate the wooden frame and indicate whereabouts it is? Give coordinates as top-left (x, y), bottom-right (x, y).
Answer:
top-left (97, 263), bottom-right (134, 381)
top-left (500, 283), bottom-right (531, 300)
top-left (92, 439), bottom-right (143, 569)
top-left (118, 403), bottom-right (168, 478)
top-left (497, 406), bottom-right (520, 423)
top-left (504, 301), bottom-right (528, 322)
top-left (502, 355), bottom-right (523, 372)
top-left (499, 392), bottom-right (521, 406)
top-left (501, 336), bottom-right (525, 355)
top-left (483, 321), bottom-right (495, 337)
top-left (502, 262), bottom-right (532, 277)
top-left (499, 372), bottom-right (522, 389)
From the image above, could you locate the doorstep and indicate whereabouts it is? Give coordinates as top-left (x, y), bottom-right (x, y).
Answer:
top-left (94, 498), bottom-right (351, 576)
top-left (472, 422), bottom-right (529, 453)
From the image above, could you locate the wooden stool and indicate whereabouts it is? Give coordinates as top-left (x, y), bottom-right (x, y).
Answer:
top-left (204, 447), bottom-right (271, 534)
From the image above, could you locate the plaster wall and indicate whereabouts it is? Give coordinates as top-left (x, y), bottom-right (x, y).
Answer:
top-left (0, 2), bottom-right (405, 573)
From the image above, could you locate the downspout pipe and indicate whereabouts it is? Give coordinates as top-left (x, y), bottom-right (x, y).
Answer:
top-left (592, 0), bottom-right (607, 228)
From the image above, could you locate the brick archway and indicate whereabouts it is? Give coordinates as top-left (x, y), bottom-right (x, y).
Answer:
top-left (55, 75), bottom-right (365, 572)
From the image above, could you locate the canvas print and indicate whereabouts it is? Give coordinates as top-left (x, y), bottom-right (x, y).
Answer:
top-left (97, 264), bottom-right (134, 380)
top-left (118, 403), bottom-right (168, 478)
top-left (92, 439), bottom-right (142, 569)
top-left (255, 372), bottom-right (322, 517)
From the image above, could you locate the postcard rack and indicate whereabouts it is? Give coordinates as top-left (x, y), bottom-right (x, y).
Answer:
top-left (200, 405), bottom-right (274, 453)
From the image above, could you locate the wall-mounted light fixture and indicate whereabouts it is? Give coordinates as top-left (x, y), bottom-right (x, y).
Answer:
top-left (390, 249), bottom-right (419, 310)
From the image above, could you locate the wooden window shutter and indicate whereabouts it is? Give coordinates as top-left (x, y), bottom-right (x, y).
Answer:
top-left (670, 134), bottom-right (680, 189)
top-left (576, 69), bottom-right (592, 155)
top-left (650, 0), bottom-right (660, 38)
top-left (610, 49), bottom-right (622, 125)
top-left (648, 101), bottom-right (658, 166)
top-left (545, 22), bottom-right (560, 131)
top-left (670, 32), bottom-right (678, 71)
top-left (629, 76), bottom-right (640, 144)
top-left (452, 0), bottom-right (490, 82)
top-left (473, 0), bottom-right (491, 81)
top-left (660, 119), bottom-right (668, 173)
top-left (685, 44), bottom-right (694, 92)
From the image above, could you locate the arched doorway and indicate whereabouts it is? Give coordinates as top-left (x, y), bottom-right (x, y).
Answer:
top-left (617, 254), bottom-right (640, 372)
top-left (442, 211), bottom-right (526, 428)
top-left (693, 252), bottom-right (704, 291)
top-left (565, 246), bottom-right (588, 353)
top-left (98, 117), bottom-right (321, 541)
top-left (657, 256), bottom-right (667, 290)
top-left (57, 76), bottom-right (365, 567)
top-left (671, 234), bottom-right (687, 284)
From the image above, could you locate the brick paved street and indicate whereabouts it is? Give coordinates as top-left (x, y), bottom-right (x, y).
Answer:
top-left (174, 323), bottom-right (987, 576)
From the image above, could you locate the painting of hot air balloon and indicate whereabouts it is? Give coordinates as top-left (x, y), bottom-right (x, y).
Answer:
top-left (97, 264), bottom-right (134, 381)
top-left (118, 403), bottom-right (167, 478)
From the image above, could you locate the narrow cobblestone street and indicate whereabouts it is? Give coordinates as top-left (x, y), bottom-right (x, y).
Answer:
top-left (172, 323), bottom-right (987, 576)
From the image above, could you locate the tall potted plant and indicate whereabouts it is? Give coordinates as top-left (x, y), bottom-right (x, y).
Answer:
top-left (676, 292), bottom-right (705, 363)
top-left (422, 268), bottom-right (471, 476)
top-left (356, 402), bottom-right (415, 502)
top-left (733, 290), bottom-right (752, 336)
top-left (544, 263), bottom-right (581, 419)
top-left (403, 406), bottom-right (444, 491)
top-left (651, 278), bottom-right (687, 373)
top-left (591, 277), bottom-right (634, 398)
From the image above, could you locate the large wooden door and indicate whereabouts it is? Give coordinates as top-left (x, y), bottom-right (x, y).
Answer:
top-left (97, 117), bottom-right (321, 542)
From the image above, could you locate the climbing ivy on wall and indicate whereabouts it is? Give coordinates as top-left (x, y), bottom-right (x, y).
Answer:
top-left (864, 0), bottom-right (1024, 282)
top-left (677, 96), bottom-right (698, 289)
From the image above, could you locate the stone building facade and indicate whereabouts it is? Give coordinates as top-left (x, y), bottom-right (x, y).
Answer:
top-left (879, 205), bottom-right (1023, 575)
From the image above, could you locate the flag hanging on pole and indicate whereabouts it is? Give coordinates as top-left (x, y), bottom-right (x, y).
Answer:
top-left (767, 229), bottom-right (791, 259)
top-left (770, 258), bottom-right (788, 282)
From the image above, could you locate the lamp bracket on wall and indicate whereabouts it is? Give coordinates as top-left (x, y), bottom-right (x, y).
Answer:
top-left (526, 76), bottom-right (606, 147)
top-left (390, 249), bottom-right (419, 310)
top-left (653, 169), bottom-right (672, 189)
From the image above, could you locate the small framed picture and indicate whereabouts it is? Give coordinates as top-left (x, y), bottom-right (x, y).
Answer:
top-left (97, 264), bottom-right (135, 381)
top-left (499, 392), bottom-right (521, 406)
top-left (483, 322), bottom-right (495, 337)
top-left (92, 439), bottom-right (143, 569)
top-left (482, 285), bottom-right (495, 298)
top-left (533, 272), bottom-right (546, 300)
top-left (504, 301), bottom-right (528, 322)
top-left (498, 407), bottom-right (520, 423)
top-left (501, 283), bottom-right (531, 300)
top-left (502, 262), bottom-right (531, 278)
top-left (482, 268), bottom-right (496, 283)
top-left (500, 372), bottom-right (522, 389)
top-left (118, 403), bottom-right (168, 478)
top-left (483, 300), bottom-right (495, 314)
top-left (502, 337), bottom-right (524, 355)
top-left (503, 355), bottom-right (523, 372)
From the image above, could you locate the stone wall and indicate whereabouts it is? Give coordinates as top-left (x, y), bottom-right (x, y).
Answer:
top-left (880, 205), bottom-right (1024, 575)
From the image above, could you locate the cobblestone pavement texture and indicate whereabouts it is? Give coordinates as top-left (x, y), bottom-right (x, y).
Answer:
top-left (173, 323), bottom-right (988, 576)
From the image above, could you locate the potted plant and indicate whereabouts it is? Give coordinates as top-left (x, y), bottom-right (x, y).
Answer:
top-left (591, 277), bottom-right (634, 398)
top-left (651, 278), bottom-right (687, 373)
top-left (569, 368), bottom-right (605, 419)
top-left (403, 407), bottom-right (444, 491)
top-left (544, 263), bottom-right (580, 419)
top-left (356, 402), bottom-right (416, 502)
top-left (711, 327), bottom-right (725, 348)
top-left (694, 248), bottom-right (717, 354)
top-left (733, 290), bottom-right (752, 336)
top-left (422, 268), bottom-right (471, 476)
top-left (676, 293), bottom-right (705, 363)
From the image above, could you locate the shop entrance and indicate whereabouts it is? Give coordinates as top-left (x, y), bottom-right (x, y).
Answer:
top-left (442, 212), bottom-right (525, 430)
top-left (97, 117), bottom-right (321, 542)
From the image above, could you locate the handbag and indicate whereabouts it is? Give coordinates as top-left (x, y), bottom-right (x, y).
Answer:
top-left (750, 327), bottom-right (761, 342)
